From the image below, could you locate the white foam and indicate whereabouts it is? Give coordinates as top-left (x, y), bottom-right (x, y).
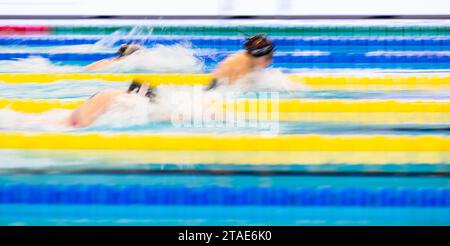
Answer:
top-left (0, 43), bottom-right (204, 73)
top-left (212, 68), bottom-right (307, 92)
top-left (91, 93), bottom-right (167, 128)
top-left (0, 70), bottom-right (304, 131)
top-left (245, 69), bottom-right (308, 91)
top-left (100, 44), bottom-right (204, 73)
top-left (0, 57), bottom-right (81, 73)
top-left (0, 109), bottom-right (72, 132)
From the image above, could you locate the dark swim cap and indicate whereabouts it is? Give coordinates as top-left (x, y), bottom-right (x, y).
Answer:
top-left (244, 34), bottom-right (275, 57)
top-left (128, 80), bottom-right (156, 100)
top-left (117, 44), bottom-right (141, 58)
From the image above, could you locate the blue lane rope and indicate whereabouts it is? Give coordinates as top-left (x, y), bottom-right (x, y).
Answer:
top-left (0, 53), bottom-right (448, 64)
top-left (0, 184), bottom-right (449, 207)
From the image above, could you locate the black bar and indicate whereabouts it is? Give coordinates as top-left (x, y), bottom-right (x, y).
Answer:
top-left (0, 226), bottom-right (449, 243)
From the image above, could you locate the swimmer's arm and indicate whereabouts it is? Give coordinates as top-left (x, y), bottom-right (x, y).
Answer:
top-left (68, 90), bottom-right (123, 127)
top-left (84, 58), bottom-right (116, 71)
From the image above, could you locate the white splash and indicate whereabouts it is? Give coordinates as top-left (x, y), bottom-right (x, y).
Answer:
top-left (212, 68), bottom-right (307, 92)
top-left (0, 70), bottom-right (302, 131)
top-left (100, 44), bottom-right (204, 73)
top-left (0, 109), bottom-right (72, 132)
top-left (245, 69), bottom-right (308, 91)
top-left (0, 57), bottom-right (81, 73)
top-left (0, 44), bottom-right (204, 73)
top-left (91, 93), bottom-right (167, 128)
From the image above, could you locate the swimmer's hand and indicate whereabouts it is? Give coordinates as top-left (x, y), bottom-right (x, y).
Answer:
top-left (205, 79), bottom-right (219, 91)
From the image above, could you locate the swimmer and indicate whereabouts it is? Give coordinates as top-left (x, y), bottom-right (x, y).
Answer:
top-left (84, 44), bottom-right (142, 71)
top-left (205, 34), bottom-right (275, 90)
top-left (63, 80), bottom-right (156, 128)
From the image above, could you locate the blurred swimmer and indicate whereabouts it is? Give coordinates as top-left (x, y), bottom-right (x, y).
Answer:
top-left (84, 44), bottom-right (142, 71)
top-left (64, 80), bottom-right (156, 128)
top-left (206, 34), bottom-right (275, 90)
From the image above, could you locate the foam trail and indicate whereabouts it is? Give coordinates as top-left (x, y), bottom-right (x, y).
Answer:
top-left (0, 70), bottom-right (304, 131)
top-left (211, 68), bottom-right (307, 93)
top-left (102, 44), bottom-right (204, 73)
top-left (246, 69), bottom-right (308, 91)
top-left (0, 43), bottom-right (204, 73)
top-left (0, 109), bottom-right (72, 132)
top-left (91, 93), bottom-right (168, 129)
top-left (0, 94), bottom-right (167, 132)
top-left (0, 57), bottom-right (81, 73)
top-left (91, 86), bottom-right (232, 129)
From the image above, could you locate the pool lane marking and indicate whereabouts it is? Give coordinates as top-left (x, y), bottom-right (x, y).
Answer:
top-left (0, 132), bottom-right (448, 151)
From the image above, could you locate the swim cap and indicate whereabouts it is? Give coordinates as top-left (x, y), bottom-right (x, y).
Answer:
top-left (127, 80), bottom-right (142, 93)
top-left (117, 44), bottom-right (141, 57)
top-left (128, 80), bottom-right (156, 100)
top-left (244, 34), bottom-right (275, 57)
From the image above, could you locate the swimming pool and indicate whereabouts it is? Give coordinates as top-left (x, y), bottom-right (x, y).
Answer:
top-left (0, 19), bottom-right (449, 225)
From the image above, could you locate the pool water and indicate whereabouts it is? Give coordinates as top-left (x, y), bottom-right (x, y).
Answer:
top-left (1, 174), bottom-right (449, 225)
top-left (0, 19), bottom-right (449, 225)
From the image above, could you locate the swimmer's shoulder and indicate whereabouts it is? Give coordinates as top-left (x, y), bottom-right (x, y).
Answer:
top-left (223, 51), bottom-right (250, 63)
top-left (215, 51), bottom-right (251, 73)
top-left (90, 89), bottom-right (124, 101)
